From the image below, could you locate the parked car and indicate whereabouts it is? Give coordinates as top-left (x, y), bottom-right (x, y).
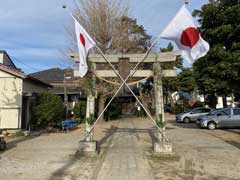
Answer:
top-left (196, 108), bottom-right (240, 130)
top-left (176, 107), bottom-right (211, 123)
top-left (196, 109), bottom-right (221, 126)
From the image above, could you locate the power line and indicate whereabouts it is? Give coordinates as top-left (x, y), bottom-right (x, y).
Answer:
top-left (10, 56), bottom-right (42, 72)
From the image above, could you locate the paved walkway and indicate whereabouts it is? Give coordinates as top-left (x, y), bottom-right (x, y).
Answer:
top-left (93, 118), bottom-right (154, 180)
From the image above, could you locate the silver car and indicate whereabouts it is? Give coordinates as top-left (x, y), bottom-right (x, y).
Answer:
top-left (196, 108), bottom-right (240, 130)
top-left (176, 107), bottom-right (211, 123)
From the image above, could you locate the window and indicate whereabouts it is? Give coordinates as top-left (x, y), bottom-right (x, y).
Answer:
top-left (233, 109), bottom-right (240, 115)
top-left (200, 108), bottom-right (211, 113)
top-left (217, 109), bottom-right (231, 116)
top-left (191, 109), bottom-right (201, 114)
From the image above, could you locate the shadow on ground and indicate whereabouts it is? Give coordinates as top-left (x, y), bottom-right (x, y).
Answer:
top-left (168, 120), bottom-right (199, 129)
top-left (0, 135), bottom-right (39, 155)
top-left (48, 125), bottom-right (119, 180)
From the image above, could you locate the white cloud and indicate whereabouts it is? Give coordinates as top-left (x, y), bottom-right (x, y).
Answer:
top-left (0, 0), bottom-right (209, 72)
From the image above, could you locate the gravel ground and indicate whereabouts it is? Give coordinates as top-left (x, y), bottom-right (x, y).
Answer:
top-left (0, 115), bottom-right (240, 180)
top-left (0, 121), bottom-right (118, 180)
top-left (143, 115), bottom-right (240, 180)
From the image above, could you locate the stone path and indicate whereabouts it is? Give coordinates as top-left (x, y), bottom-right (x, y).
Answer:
top-left (93, 118), bottom-right (154, 180)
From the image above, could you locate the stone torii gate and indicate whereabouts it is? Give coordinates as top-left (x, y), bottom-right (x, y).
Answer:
top-left (70, 50), bottom-right (181, 152)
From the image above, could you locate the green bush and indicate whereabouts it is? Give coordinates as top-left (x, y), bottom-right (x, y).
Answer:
top-left (105, 99), bottom-right (122, 120)
top-left (172, 104), bottom-right (185, 114)
top-left (32, 93), bottom-right (64, 129)
top-left (73, 101), bottom-right (86, 123)
top-left (156, 114), bottom-right (166, 128)
top-left (15, 130), bottom-right (24, 137)
top-left (193, 101), bottom-right (204, 108)
top-left (85, 114), bottom-right (96, 125)
top-left (133, 108), bottom-right (146, 117)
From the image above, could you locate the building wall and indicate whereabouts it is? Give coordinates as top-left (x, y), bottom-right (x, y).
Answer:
top-left (0, 52), bottom-right (15, 67)
top-left (198, 95), bottom-right (235, 108)
top-left (0, 53), bottom-right (3, 64)
top-left (0, 70), bottom-right (23, 129)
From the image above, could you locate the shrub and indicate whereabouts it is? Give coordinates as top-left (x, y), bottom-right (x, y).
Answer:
top-left (172, 104), bottom-right (185, 114)
top-left (193, 101), bottom-right (204, 108)
top-left (156, 114), bottom-right (166, 128)
top-left (15, 130), bottom-right (24, 137)
top-left (73, 101), bottom-right (86, 123)
top-left (105, 99), bottom-right (122, 120)
top-left (85, 114), bottom-right (96, 125)
top-left (133, 107), bottom-right (146, 117)
top-left (32, 93), bottom-right (64, 129)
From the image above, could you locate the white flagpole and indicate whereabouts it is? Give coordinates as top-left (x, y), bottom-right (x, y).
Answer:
top-left (63, 5), bottom-right (168, 142)
top-left (85, 43), bottom-right (168, 142)
top-left (83, 37), bottom-right (169, 142)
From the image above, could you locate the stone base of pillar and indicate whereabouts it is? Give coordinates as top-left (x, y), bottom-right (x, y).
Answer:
top-left (153, 141), bottom-right (172, 153)
top-left (78, 141), bottom-right (97, 153)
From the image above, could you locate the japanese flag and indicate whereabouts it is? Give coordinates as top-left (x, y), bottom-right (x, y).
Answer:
top-left (160, 5), bottom-right (209, 63)
top-left (73, 15), bottom-right (96, 77)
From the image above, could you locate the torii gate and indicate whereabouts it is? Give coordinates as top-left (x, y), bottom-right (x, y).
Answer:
top-left (70, 50), bottom-right (181, 152)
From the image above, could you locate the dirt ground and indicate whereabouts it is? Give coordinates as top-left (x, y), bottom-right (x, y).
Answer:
top-left (0, 114), bottom-right (240, 180)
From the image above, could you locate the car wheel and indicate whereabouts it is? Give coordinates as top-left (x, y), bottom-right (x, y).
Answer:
top-left (207, 122), bottom-right (216, 130)
top-left (183, 117), bottom-right (190, 123)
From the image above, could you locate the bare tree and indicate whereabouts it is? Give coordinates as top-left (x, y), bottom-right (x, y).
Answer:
top-left (67, 0), bottom-right (151, 121)
top-left (74, 0), bottom-right (129, 53)
top-left (71, 0), bottom-right (129, 120)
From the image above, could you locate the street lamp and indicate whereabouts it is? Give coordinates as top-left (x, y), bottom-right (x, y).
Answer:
top-left (184, 0), bottom-right (189, 4)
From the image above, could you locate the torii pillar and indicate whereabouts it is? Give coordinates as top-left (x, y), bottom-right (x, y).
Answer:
top-left (71, 51), bottom-right (181, 153)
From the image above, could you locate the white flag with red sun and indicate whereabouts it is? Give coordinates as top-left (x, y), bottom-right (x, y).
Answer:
top-left (160, 5), bottom-right (209, 63)
top-left (73, 15), bottom-right (96, 77)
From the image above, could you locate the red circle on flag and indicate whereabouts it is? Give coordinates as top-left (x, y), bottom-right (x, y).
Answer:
top-left (80, 33), bottom-right (86, 47)
top-left (180, 27), bottom-right (200, 48)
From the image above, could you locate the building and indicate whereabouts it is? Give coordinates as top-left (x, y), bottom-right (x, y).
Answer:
top-left (30, 68), bottom-right (84, 114)
top-left (0, 50), bottom-right (51, 130)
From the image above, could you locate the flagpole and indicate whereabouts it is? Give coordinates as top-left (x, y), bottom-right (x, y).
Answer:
top-left (63, 5), bottom-right (168, 141)
top-left (82, 36), bottom-right (169, 142)
top-left (94, 44), bottom-right (168, 136)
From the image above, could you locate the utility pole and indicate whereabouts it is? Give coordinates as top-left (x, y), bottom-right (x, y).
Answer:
top-left (64, 70), bottom-right (71, 119)
top-left (64, 75), bottom-right (68, 119)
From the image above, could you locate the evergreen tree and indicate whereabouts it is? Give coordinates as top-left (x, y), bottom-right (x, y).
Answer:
top-left (193, 0), bottom-right (240, 107)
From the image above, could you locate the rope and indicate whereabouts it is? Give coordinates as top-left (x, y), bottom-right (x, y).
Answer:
top-left (92, 71), bottom-right (151, 86)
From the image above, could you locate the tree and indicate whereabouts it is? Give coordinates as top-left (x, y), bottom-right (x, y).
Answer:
top-left (161, 43), bottom-right (183, 105)
top-left (73, 0), bottom-right (129, 53)
top-left (70, 0), bottom-right (152, 120)
top-left (193, 0), bottom-right (240, 107)
top-left (112, 16), bottom-right (151, 53)
top-left (177, 68), bottom-right (196, 93)
top-left (139, 43), bottom-right (185, 112)
top-left (161, 43), bottom-right (182, 70)
top-left (32, 93), bottom-right (64, 129)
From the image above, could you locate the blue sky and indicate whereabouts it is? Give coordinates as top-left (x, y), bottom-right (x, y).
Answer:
top-left (0, 0), bottom-right (208, 73)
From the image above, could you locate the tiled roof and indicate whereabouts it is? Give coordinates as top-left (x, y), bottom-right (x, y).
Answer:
top-left (0, 63), bottom-right (51, 87)
top-left (0, 63), bottom-right (26, 78)
top-left (30, 68), bottom-right (66, 82)
top-left (0, 50), bottom-right (51, 87)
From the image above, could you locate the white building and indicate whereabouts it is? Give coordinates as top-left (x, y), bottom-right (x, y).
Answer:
top-left (0, 51), bottom-right (51, 130)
